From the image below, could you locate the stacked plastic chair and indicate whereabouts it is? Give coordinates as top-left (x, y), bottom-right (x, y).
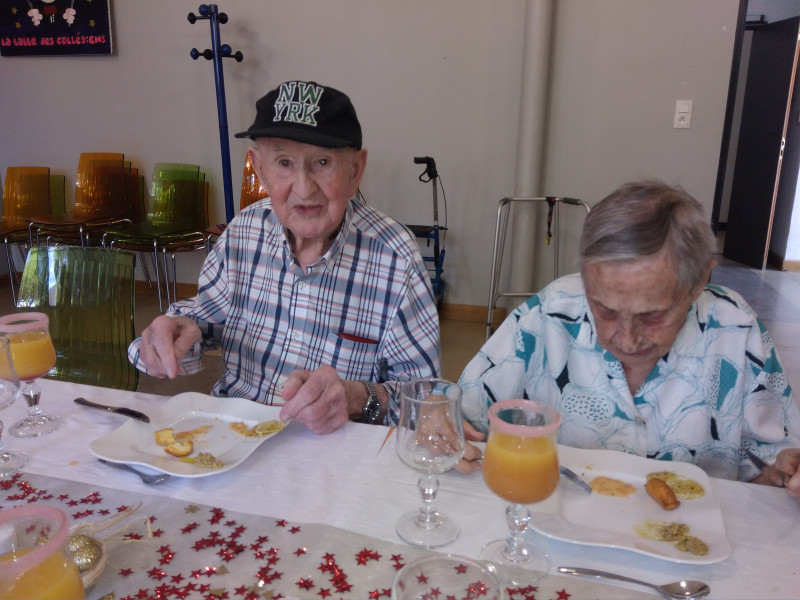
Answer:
top-left (0, 166), bottom-right (66, 303)
top-left (103, 162), bottom-right (206, 312)
top-left (27, 153), bottom-right (137, 246)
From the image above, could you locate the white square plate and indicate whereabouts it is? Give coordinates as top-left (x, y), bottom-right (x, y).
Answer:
top-left (530, 446), bottom-right (732, 564)
top-left (89, 392), bottom-right (284, 477)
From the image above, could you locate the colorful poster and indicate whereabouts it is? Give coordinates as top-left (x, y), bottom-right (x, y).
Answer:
top-left (0, 0), bottom-right (112, 57)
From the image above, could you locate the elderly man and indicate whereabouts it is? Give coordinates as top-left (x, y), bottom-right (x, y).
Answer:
top-left (460, 180), bottom-right (800, 498)
top-left (128, 80), bottom-right (441, 435)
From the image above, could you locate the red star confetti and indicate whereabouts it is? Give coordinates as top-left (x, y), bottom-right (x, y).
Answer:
top-left (556, 590), bottom-right (571, 600)
top-left (296, 577), bottom-right (315, 590)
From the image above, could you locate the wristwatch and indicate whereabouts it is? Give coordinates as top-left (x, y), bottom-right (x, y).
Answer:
top-left (359, 380), bottom-right (382, 424)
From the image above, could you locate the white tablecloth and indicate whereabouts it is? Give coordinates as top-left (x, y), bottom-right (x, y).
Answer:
top-left (2, 379), bottom-right (799, 599)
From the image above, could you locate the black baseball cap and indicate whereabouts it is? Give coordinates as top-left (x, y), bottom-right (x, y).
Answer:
top-left (235, 80), bottom-right (362, 149)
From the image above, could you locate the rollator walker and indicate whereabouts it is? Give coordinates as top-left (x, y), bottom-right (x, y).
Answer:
top-left (406, 156), bottom-right (447, 309)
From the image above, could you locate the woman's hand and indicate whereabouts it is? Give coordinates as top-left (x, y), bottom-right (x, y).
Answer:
top-left (775, 448), bottom-right (800, 500)
top-left (454, 420), bottom-right (485, 474)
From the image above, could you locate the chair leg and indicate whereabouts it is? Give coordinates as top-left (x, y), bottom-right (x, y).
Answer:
top-left (153, 243), bottom-right (166, 313)
top-left (4, 240), bottom-right (17, 306)
top-left (137, 251), bottom-right (153, 289)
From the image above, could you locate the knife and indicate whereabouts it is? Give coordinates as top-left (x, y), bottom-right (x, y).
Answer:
top-left (743, 446), bottom-right (787, 487)
top-left (560, 465), bottom-right (592, 494)
top-left (74, 397), bottom-right (151, 423)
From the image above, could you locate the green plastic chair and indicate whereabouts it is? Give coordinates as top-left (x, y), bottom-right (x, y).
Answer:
top-left (103, 163), bottom-right (205, 311)
top-left (15, 246), bottom-right (138, 391)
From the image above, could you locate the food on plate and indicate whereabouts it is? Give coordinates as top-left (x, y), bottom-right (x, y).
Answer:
top-left (230, 419), bottom-right (286, 437)
top-left (634, 518), bottom-right (709, 556)
top-left (163, 438), bottom-right (193, 457)
top-left (191, 452), bottom-right (224, 469)
top-left (175, 424), bottom-right (213, 440)
top-left (247, 420), bottom-right (285, 437)
top-left (588, 475), bottom-right (637, 497)
top-left (645, 476), bottom-right (680, 510)
top-left (154, 426), bottom-right (198, 458)
top-left (675, 535), bottom-right (709, 556)
top-left (646, 470), bottom-right (705, 499)
top-left (155, 427), bottom-right (177, 446)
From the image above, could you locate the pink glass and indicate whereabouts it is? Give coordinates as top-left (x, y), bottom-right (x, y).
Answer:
top-left (0, 336), bottom-right (26, 477)
top-left (480, 399), bottom-right (562, 584)
top-left (0, 505), bottom-right (85, 599)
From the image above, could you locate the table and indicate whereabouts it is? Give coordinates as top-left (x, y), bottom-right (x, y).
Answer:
top-left (1, 379), bottom-right (798, 599)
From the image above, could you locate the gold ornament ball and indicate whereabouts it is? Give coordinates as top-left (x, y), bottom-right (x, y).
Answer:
top-left (67, 534), bottom-right (103, 573)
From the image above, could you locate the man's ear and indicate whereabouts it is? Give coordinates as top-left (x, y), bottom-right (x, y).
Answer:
top-left (247, 146), bottom-right (265, 183)
top-left (348, 149), bottom-right (368, 197)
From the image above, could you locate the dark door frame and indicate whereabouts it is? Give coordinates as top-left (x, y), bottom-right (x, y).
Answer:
top-left (711, 0), bottom-right (751, 233)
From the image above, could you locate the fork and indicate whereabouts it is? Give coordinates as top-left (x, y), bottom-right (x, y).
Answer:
top-left (97, 459), bottom-right (171, 485)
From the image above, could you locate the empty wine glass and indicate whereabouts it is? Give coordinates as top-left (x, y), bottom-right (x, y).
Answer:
top-left (395, 377), bottom-right (465, 548)
top-left (481, 398), bottom-right (561, 584)
top-left (0, 313), bottom-right (60, 438)
top-left (0, 336), bottom-right (27, 478)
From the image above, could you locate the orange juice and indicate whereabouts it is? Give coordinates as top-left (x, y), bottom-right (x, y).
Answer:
top-left (6, 330), bottom-right (56, 381)
top-left (0, 547), bottom-right (85, 599)
top-left (483, 432), bottom-right (559, 504)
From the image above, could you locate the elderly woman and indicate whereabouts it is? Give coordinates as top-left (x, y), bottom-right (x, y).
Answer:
top-left (460, 180), bottom-right (800, 498)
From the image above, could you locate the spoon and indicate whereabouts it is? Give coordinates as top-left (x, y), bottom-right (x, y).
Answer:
top-left (558, 567), bottom-right (710, 599)
top-left (97, 459), bottom-right (170, 485)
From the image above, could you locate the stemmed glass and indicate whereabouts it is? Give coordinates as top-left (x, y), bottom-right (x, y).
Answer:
top-left (481, 398), bottom-right (562, 584)
top-left (395, 377), bottom-right (465, 548)
top-left (0, 313), bottom-right (60, 438)
top-left (396, 379), bottom-right (464, 548)
top-left (0, 336), bottom-right (27, 477)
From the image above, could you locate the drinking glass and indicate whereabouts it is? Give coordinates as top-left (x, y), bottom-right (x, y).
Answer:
top-left (0, 504), bottom-right (86, 599)
top-left (0, 336), bottom-right (27, 477)
top-left (481, 398), bottom-right (561, 584)
top-left (395, 377), bottom-right (465, 548)
top-left (391, 554), bottom-right (503, 600)
top-left (0, 313), bottom-right (60, 437)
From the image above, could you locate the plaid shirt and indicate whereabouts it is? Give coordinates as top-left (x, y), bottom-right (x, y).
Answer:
top-left (128, 197), bottom-right (440, 424)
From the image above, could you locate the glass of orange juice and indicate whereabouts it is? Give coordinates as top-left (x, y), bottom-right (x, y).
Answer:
top-left (0, 504), bottom-right (86, 599)
top-left (481, 398), bottom-right (561, 584)
top-left (0, 313), bottom-right (60, 438)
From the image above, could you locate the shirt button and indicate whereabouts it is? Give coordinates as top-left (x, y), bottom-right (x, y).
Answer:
top-left (291, 331), bottom-right (300, 341)
top-left (298, 282), bottom-right (306, 291)
top-left (634, 416), bottom-right (646, 426)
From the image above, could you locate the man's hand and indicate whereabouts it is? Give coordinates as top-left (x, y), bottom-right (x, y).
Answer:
top-left (279, 366), bottom-right (351, 434)
top-left (139, 315), bottom-right (202, 378)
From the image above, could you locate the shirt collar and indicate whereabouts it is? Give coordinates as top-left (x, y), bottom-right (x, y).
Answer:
top-left (274, 198), bottom-right (356, 274)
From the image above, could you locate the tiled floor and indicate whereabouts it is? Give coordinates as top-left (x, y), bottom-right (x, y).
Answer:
top-left (2, 249), bottom-right (799, 398)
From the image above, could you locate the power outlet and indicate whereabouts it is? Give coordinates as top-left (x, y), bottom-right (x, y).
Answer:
top-left (674, 100), bottom-right (693, 129)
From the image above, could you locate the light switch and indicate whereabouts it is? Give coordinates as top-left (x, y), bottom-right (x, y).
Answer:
top-left (674, 100), bottom-right (693, 128)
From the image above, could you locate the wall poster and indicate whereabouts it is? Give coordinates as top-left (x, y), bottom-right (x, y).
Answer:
top-left (0, 0), bottom-right (113, 57)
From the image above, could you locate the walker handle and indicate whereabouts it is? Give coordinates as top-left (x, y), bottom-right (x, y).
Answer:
top-left (414, 156), bottom-right (438, 181)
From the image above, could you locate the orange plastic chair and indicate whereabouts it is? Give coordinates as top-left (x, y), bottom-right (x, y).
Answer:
top-left (28, 153), bottom-right (135, 246)
top-left (0, 167), bottom-right (63, 303)
top-left (204, 153), bottom-right (268, 250)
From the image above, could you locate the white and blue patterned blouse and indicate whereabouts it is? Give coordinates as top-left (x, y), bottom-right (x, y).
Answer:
top-left (129, 197), bottom-right (441, 425)
top-left (460, 273), bottom-right (800, 481)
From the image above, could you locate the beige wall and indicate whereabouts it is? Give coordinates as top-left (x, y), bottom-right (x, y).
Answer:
top-left (0, 0), bottom-right (739, 307)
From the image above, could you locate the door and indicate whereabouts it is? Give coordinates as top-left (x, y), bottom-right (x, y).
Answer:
top-left (724, 17), bottom-right (800, 268)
